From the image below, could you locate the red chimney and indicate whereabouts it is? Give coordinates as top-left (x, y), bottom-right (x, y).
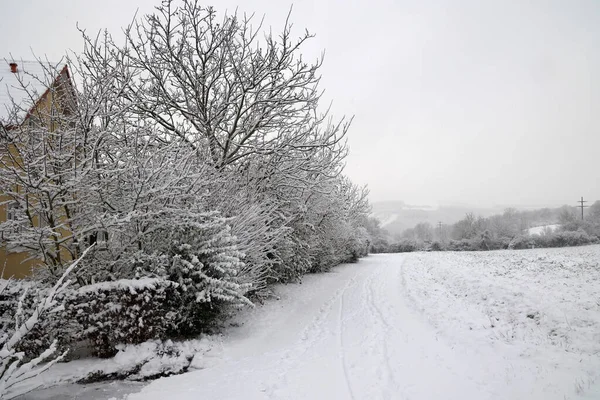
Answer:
top-left (9, 63), bottom-right (17, 73)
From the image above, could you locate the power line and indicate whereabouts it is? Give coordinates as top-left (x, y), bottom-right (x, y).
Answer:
top-left (577, 196), bottom-right (589, 220)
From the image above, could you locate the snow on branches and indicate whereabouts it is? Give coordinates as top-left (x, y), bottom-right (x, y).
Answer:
top-left (0, 0), bottom-right (374, 375)
top-left (0, 246), bottom-right (92, 399)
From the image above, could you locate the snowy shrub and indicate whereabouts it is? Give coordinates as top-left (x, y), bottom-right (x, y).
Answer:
top-left (310, 241), bottom-right (339, 273)
top-left (508, 235), bottom-right (534, 250)
top-left (346, 226), bottom-right (370, 261)
top-left (507, 230), bottom-right (597, 250)
top-left (491, 236), bottom-right (512, 250)
top-left (536, 230), bottom-right (598, 248)
top-left (159, 217), bottom-right (253, 336)
top-left (6, 288), bottom-right (73, 362)
top-left (392, 240), bottom-right (420, 253)
top-left (65, 278), bottom-right (177, 358)
top-left (0, 281), bottom-right (28, 335)
top-left (269, 232), bottom-right (312, 283)
top-left (206, 179), bottom-right (294, 291)
top-left (0, 280), bottom-right (83, 363)
top-left (560, 220), bottom-right (597, 237)
top-left (64, 212), bottom-right (254, 353)
top-left (0, 248), bottom-right (91, 400)
top-left (430, 241), bottom-right (444, 251)
top-left (370, 237), bottom-right (391, 253)
top-left (446, 239), bottom-right (475, 251)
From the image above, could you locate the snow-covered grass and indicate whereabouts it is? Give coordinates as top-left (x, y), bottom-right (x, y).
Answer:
top-left (403, 245), bottom-right (600, 398)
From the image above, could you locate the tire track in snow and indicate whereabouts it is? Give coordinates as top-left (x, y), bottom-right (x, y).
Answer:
top-left (264, 270), bottom-right (360, 398)
top-left (363, 267), bottom-right (401, 398)
top-left (337, 276), bottom-right (357, 400)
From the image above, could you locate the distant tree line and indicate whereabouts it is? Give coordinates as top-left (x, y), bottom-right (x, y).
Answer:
top-left (371, 202), bottom-right (600, 253)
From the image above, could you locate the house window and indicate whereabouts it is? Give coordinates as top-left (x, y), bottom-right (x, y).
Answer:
top-left (87, 230), bottom-right (109, 248)
top-left (37, 212), bottom-right (48, 228)
top-left (2, 201), bottom-right (24, 240)
top-left (6, 202), bottom-right (19, 222)
top-left (6, 202), bottom-right (25, 228)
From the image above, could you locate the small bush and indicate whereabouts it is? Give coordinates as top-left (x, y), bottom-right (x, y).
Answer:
top-left (508, 235), bottom-right (534, 250)
top-left (392, 240), bottom-right (419, 253)
top-left (447, 239), bottom-right (477, 251)
top-left (430, 241), bottom-right (444, 251)
top-left (65, 278), bottom-right (177, 358)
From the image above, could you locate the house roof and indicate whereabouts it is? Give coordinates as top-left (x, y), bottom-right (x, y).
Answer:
top-left (0, 58), bottom-right (66, 124)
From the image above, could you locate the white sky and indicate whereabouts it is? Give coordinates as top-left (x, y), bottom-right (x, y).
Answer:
top-left (2, 0), bottom-right (599, 207)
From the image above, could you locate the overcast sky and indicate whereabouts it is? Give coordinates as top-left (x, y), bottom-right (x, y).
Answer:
top-left (2, 0), bottom-right (599, 208)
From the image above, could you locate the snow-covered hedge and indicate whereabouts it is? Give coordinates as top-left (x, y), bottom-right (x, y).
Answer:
top-left (65, 278), bottom-right (177, 358)
top-left (509, 230), bottom-right (598, 250)
top-left (65, 218), bottom-right (255, 357)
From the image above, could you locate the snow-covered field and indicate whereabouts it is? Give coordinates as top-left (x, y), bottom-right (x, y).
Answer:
top-left (24, 245), bottom-right (600, 399)
top-left (402, 245), bottom-right (600, 399)
top-left (527, 224), bottom-right (560, 235)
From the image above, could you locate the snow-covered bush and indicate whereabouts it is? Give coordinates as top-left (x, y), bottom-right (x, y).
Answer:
top-left (159, 216), bottom-right (253, 336)
top-left (0, 284), bottom-right (75, 362)
top-left (0, 281), bottom-right (30, 335)
top-left (392, 240), bottom-right (420, 253)
top-left (430, 241), bottom-right (444, 251)
top-left (206, 181), bottom-right (293, 291)
top-left (508, 235), bottom-right (534, 250)
top-left (269, 231), bottom-right (312, 283)
top-left (65, 278), bottom-right (177, 358)
top-left (536, 230), bottom-right (598, 248)
top-left (507, 230), bottom-right (597, 251)
top-left (75, 211), bottom-right (254, 346)
top-left (0, 248), bottom-right (91, 400)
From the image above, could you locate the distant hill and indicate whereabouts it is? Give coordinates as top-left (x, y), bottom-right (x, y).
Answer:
top-left (372, 201), bottom-right (507, 236)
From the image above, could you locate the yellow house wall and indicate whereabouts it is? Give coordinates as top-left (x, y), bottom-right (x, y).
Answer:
top-left (0, 77), bottom-right (74, 279)
top-left (0, 193), bottom-right (40, 278)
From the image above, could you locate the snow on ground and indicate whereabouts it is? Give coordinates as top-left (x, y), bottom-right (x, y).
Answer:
top-left (120, 246), bottom-right (600, 400)
top-left (12, 338), bottom-right (217, 399)
top-left (403, 245), bottom-right (600, 399)
top-left (527, 224), bottom-right (560, 235)
top-left (17, 381), bottom-right (143, 400)
top-left (20, 246), bottom-right (600, 399)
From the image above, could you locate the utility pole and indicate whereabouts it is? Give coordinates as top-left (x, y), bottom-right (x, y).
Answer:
top-left (577, 196), bottom-right (588, 220)
top-left (438, 221), bottom-right (444, 241)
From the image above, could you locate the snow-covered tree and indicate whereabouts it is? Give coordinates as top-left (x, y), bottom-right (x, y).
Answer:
top-left (120, 1), bottom-right (349, 171)
top-left (0, 0), bottom-right (373, 360)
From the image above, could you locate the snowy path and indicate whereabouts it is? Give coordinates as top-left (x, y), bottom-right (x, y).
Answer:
top-left (125, 253), bottom-right (597, 400)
